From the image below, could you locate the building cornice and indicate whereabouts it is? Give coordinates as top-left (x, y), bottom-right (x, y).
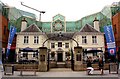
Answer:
top-left (74, 32), bottom-right (104, 36)
top-left (16, 32), bottom-right (46, 35)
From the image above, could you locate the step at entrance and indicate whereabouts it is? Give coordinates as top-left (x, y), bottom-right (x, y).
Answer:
top-left (50, 68), bottom-right (72, 72)
top-left (57, 62), bottom-right (65, 68)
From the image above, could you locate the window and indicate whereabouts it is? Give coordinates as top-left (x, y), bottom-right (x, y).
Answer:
top-left (33, 52), bottom-right (38, 57)
top-left (51, 43), bottom-right (55, 48)
top-left (113, 25), bottom-right (117, 34)
top-left (76, 51), bottom-right (81, 61)
top-left (51, 52), bottom-right (55, 58)
top-left (40, 55), bottom-right (45, 61)
top-left (34, 36), bottom-right (39, 44)
top-left (65, 52), bottom-right (70, 61)
top-left (76, 54), bottom-right (81, 61)
top-left (58, 42), bottom-right (62, 47)
top-left (92, 36), bottom-right (97, 44)
top-left (24, 36), bottom-right (29, 44)
top-left (65, 43), bottom-right (69, 48)
top-left (23, 52), bottom-right (28, 58)
top-left (65, 52), bottom-right (70, 56)
top-left (82, 36), bottom-right (87, 44)
top-left (4, 26), bottom-right (6, 35)
top-left (83, 49), bottom-right (87, 51)
top-left (92, 48), bottom-right (97, 56)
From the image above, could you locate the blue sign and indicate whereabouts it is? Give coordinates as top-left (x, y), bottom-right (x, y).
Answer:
top-left (6, 26), bottom-right (16, 57)
top-left (104, 25), bottom-right (116, 56)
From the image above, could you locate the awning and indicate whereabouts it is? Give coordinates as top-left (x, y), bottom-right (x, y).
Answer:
top-left (84, 50), bottom-right (103, 53)
top-left (19, 47), bottom-right (38, 52)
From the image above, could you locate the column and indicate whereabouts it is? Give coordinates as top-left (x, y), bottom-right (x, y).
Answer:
top-left (63, 52), bottom-right (65, 61)
top-left (38, 47), bottom-right (48, 72)
top-left (74, 46), bottom-right (83, 71)
top-left (55, 52), bottom-right (57, 61)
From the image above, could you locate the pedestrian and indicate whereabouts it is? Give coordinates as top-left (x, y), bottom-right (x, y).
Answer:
top-left (86, 57), bottom-right (94, 75)
top-left (98, 57), bottom-right (104, 74)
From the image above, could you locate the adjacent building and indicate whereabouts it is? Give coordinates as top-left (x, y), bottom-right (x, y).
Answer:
top-left (112, 12), bottom-right (120, 61)
top-left (112, 12), bottom-right (120, 49)
top-left (0, 2), bottom-right (9, 62)
top-left (0, 1), bottom-right (37, 62)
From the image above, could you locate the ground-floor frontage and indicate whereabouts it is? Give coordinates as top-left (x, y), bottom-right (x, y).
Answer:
top-left (16, 47), bottom-right (104, 65)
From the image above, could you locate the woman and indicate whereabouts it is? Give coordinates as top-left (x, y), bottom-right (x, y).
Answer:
top-left (87, 57), bottom-right (94, 75)
top-left (98, 57), bottom-right (104, 74)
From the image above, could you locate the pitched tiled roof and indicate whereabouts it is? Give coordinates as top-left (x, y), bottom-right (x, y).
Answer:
top-left (22, 23), bottom-right (42, 32)
top-left (46, 32), bottom-right (75, 40)
top-left (80, 24), bottom-right (99, 32)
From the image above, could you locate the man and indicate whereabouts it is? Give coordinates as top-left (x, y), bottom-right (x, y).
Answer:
top-left (98, 57), bottom-right (104, 74)
top-left (87, 57), bottom-right (94, 75)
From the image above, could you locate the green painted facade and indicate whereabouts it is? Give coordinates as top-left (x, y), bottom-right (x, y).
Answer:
top-left (14, 12), bottom-right (110, 33)
top-left (1, 1), bottom-right (119, 33)
top-left (53, 14), bottom-right (65, 21)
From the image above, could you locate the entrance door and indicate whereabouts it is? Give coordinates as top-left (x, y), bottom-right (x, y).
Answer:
top-left (57, 53), bottom-right (63, 62)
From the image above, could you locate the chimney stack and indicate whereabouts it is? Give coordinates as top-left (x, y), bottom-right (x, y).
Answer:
top-left (21, 18), bottom-right (27, 31)
top-left (93, 17), bottom-right (100, 31)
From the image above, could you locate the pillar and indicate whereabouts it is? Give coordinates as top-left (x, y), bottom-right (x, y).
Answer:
top-left (38, 47), bottom-right (48, 72)
top-left (74, 46), bottom-right (83, 71)
top-left (63, 52), bottom-right (65, 61)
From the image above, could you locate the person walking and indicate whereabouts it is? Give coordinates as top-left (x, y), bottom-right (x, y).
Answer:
top-left (87, 57), bottom-right (94, 75)
top-left (98, 57), bottom-right (104, 74)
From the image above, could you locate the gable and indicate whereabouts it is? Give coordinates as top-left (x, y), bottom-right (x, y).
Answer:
top-left (53, 14), bottom-right (65, 21)
top-left (22, 23), bottom-right (42, 32)
top-left (80, 24), bottom-right (99, 32)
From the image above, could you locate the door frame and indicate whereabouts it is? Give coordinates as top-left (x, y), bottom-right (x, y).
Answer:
top-left (57, 52), bottom-right (63, 62)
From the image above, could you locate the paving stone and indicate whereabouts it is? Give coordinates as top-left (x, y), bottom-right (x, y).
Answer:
top-left (2, 68), bottom-right (118, 79)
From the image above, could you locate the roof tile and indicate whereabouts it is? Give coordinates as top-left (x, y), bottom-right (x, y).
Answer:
top-left (22, 23), bottom-right (42, 32)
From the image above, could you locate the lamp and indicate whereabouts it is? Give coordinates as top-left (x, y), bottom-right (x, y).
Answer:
top-left (39, 11), bottom-right (45, 21)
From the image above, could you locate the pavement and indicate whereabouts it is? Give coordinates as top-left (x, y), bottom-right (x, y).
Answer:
top-left (1, 68), bottom-right (119, 79)
top-left (117, 63), bottom-right (120, 79)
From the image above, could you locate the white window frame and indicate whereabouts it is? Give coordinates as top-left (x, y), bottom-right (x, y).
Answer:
top-left (65, 43), bottom-right (69, 48)
top-left (58, 42), bottom-right (62, 47)
top-left (92, 36), bottom-right (97, 44)
top-left (23, 52), bottom-right (28, 58)
top-left (34, 36), bottom-right (39, 44)
top-left (24, 36), bottom-right (29, 44)
top-left (82, 36), bottom-right (87, 44)
top-left (51, 43), bottom-right (55, 48)
top-left (33, 52), bottom-right (38, 58)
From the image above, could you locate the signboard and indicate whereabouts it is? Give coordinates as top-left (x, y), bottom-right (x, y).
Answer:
top-left (6, 26), bottom-right (16, 57)
top-left (104, 25), bottom-right (116, 56)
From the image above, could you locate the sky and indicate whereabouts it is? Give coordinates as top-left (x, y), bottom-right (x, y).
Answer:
top-left (1, 0), bottom-right (120, 21)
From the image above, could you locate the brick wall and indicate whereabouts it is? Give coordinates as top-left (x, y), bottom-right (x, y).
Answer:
top-left (112, 12), bottom-right (120, 48)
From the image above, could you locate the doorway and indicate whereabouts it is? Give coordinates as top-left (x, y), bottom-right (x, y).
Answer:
top-left (57, 53), bottom-right (63, 62)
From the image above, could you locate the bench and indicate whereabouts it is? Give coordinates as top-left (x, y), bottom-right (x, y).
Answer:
top-left (17, 64), bottom-right (38, 76)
